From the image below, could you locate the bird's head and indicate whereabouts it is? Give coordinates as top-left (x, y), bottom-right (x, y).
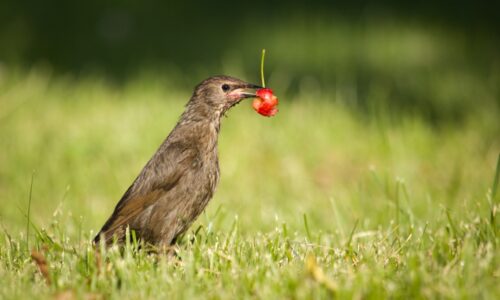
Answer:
top-left (187, 76), bottom-right (261, 118)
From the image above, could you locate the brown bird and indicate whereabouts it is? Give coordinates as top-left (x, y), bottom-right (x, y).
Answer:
top-left (94, 76), bottom-right (261, 247)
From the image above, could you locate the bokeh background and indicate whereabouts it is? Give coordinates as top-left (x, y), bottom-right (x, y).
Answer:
top-left (1, 0), bottom-right (499, 235)
top-left (1, 1), bottom-right (499, 122)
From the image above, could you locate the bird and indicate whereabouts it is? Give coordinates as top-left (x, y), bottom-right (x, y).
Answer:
top-left (93, 75), bottom-right (261, 248)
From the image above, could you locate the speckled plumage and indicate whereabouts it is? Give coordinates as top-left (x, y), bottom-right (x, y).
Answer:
top-left (94, 76), bottom-right (260, 247)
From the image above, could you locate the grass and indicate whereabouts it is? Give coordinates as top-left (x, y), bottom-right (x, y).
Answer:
top-left (0, 68), bottom-right (499, 299)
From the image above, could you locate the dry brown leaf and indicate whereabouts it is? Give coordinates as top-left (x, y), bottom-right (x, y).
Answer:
top-left (31, 249), bottom-right (51, 285)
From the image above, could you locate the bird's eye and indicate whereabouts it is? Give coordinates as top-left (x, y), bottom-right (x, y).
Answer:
top-left (221, 84), bottom-right (230, 92)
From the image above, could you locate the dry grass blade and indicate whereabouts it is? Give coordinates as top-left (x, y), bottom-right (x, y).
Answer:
top-left (305, 254), bottom-right (337, 293)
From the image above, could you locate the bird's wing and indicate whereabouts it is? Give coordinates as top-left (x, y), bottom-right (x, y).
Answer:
top-left (94, 141), bottom-right (197, 244)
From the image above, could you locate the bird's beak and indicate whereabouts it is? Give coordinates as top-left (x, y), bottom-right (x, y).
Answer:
top-left (232, 83), bottom-right (262, 99)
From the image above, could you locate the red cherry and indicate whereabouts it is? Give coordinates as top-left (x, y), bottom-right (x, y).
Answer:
top-left (252, 97), bottom-right (263, 111)
top-left (270, 107), bottom-right (278, 116)
top-left (262, 106), bottom-right (278, 116)
top-left (256, 89), bottom-right (278, 105)
top-left (252, 97), bottom-right (278, 117)
top-left (253, 88), bottom-right (279, 117)
top-left (256, 88), bottom-right (274, 101)
top-left (268, 94), bottom-right (278, 106)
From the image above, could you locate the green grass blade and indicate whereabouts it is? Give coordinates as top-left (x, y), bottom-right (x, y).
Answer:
top-left (26, 170), bottom-right (35, 251)
top-left (492, 153), bottom-right (500, 202)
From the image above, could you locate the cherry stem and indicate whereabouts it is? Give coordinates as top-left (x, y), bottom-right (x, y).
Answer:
top-left (260, 49), bottom-right (266, 88)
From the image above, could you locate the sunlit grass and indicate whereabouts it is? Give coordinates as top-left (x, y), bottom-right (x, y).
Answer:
top-left (0, 70), bottom-right (499, 299)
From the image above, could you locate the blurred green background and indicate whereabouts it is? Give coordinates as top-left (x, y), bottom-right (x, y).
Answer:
top-left (1, 0), bottom-right (500, 121)
top-left (1, 0), bottom-right (499, 233)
